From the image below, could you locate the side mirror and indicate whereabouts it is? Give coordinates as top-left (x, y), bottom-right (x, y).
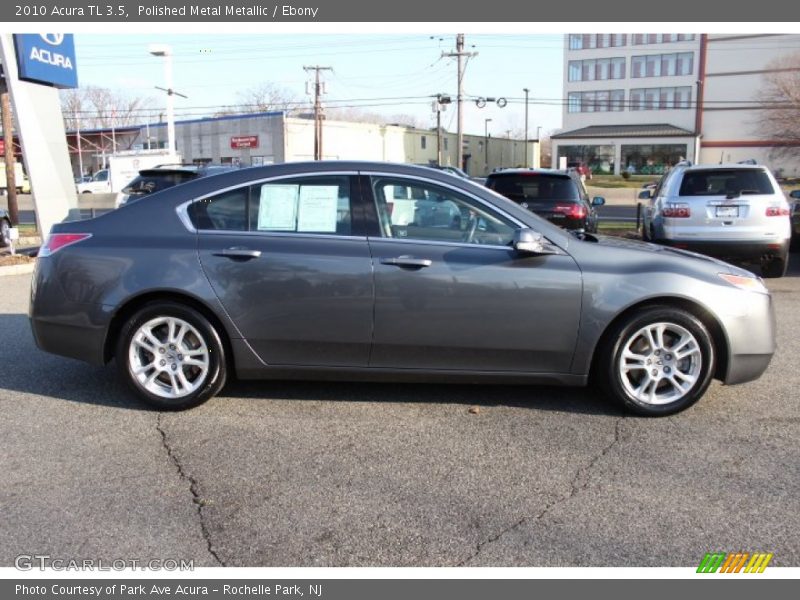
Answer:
top-left (638, 190), bottom-right (652, 200)
top-left (790, 190), bottom-right (800, 199)
top-left (513, 228), bottom-right (554, 255)
top-left (591, 196), bottom-right (605, 207)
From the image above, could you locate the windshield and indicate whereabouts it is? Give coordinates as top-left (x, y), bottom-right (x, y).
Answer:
top-left (678, 169), bottom-right (775, 196)
top-left (487, 174), bottom-right (580, 202)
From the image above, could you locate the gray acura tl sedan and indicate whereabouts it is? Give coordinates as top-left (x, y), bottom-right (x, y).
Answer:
top-left (29, 162), bottom-right (776, 416)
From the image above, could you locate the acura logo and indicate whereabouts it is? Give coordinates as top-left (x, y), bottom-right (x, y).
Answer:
top-left (39, 34), bottom-right (65, 46)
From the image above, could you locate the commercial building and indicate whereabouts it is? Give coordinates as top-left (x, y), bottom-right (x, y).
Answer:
top-left (65, 112), bottom-right (538, 178)
top-left (552, 34), bottom-right (800, 177)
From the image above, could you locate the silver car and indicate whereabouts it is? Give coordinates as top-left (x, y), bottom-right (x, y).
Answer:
top-left (639, 162), bottom-right (791, 278)
top-left (30, 161), bottom-right (776, 416)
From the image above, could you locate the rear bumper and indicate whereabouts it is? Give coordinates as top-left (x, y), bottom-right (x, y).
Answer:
top-left (29, 259), bottom-right (111, 366)
top-left (659, 238), bottom-right (789, 261)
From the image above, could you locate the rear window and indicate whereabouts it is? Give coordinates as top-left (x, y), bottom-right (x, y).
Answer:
top-left (487, 174), bottom-right (580, 201)
top-left (678, 169), bottom-right (775, 197)
top-left (122, 171), bottom-right (197, 196)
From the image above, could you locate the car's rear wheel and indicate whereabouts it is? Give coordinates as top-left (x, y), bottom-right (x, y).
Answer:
top-left (761, 252), bottom-right (788, 278)
top-left (598, 306), bottom-right (715, 416)
top-left (1, 218), bottom-right (10, 245)
top-left (116, 302), bottom-right (227, 410)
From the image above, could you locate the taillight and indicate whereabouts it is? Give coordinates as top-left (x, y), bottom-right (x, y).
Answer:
top-left (553, 203), bottom-right (587, 219)
top-left (662, 202), bottom-right (691, 218)
top-left (765, 206), bottom-right (790, 217)
top-left (39, 233), bottom-right (92, 257)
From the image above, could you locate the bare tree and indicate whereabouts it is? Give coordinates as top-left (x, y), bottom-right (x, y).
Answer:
top-left (61, 86), bottom-right (154, 130)
top-left (759, 52), bottom-right (800, 157)
top-left (215, 82), bottom-right (300, 116)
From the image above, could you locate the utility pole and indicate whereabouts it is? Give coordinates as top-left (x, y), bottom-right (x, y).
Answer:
top-left (442, 34), bottom-right (477, 171)
top-left (304, 65), bottom-right (332, 161)
top-left (523, 87), bottom-right (530, 167)
top-left (1, 90), bottom-right (19, 225)
top-left (434, 94), bottom-right (451, 166)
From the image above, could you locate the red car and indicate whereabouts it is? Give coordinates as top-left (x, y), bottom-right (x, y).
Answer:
top-left (567, 161), bottom-right (593, 180)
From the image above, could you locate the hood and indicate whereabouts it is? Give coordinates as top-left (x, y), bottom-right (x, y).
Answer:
top-left (583, 233), bottom-right (752, 275)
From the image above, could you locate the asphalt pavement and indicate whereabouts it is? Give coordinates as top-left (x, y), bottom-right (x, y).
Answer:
top-left (1, 259), bottom-right (798, 567)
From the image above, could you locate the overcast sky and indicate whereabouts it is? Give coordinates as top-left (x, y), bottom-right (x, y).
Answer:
top-left (72, 33), bottom-right (566, 138)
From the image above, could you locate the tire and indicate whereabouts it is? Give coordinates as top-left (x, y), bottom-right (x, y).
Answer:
top-left (761, 252), bottom-right (788, 278)
top-left (116, 301), bottom-right (227, 410)
top-left (1, 218), bottom-right (9, 246)
top-left (597, 306), bottom-right (715, 416)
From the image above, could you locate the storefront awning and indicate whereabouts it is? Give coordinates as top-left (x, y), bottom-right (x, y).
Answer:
top-left (552, 124), bottom-right (696, 139)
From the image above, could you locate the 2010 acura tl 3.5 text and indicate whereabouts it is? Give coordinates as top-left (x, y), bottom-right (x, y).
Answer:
top-left (30, 162), bottom-right (775, 416)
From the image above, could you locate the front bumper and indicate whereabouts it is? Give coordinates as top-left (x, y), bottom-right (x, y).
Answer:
top-left (716, 287), bottom-right (776, 385)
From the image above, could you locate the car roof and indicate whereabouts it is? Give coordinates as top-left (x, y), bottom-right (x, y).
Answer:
top-left (681, 163), bottom-right (768, 172)
top-left (488, 168), bottom-right (572, 176)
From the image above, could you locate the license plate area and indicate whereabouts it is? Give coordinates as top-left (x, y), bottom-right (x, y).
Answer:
top-left (715, 205), bottom-right (739, 218)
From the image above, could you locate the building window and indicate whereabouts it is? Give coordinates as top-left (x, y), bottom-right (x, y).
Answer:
top-left (568, 57), bottom-right (626, 82)
top-left (558, 145), bottom-right (616, 175)
top-left (443, 138), bottom-right (448, 151)
top-left (568, 34), bottom-right (628, 51)
top-left (621, 144), bottom-right (688, 175)
top-left (632, 52), bottom-right (694, 78)
top-left (630, 86), bottom-right (692, 110)
top-left (568, 90), bottom-right (625, 113)
top-left (421, 136), bottom-right (427, 149)
top-left (632, 33), bottom-right (695, 45)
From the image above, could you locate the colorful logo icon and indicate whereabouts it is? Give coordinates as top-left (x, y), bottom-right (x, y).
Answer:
top-left (697, 552), bottom-right (773, 573)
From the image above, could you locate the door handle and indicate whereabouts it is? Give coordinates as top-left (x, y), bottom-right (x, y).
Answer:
top-left (380, 256), bottom-right (432, 269)
top-left (212, 248), bottom-right (262, 260)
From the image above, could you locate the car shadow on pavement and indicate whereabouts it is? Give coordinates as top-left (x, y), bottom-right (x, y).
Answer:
top-left (1, 313), bottom-right (621, 417)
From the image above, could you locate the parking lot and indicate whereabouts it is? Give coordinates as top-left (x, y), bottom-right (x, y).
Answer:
top-left (1, 259), bottom-right (798, 568)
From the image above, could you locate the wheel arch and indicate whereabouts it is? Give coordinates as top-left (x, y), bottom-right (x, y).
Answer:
top-left (589, 296), bottom-right (730, 383)
top-left (103, 290), bottom-right (236, 373)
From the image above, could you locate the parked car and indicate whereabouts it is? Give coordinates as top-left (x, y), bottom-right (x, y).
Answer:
top-left (485, 169), bottom-right (604, 233)
top-left (0, 208), bottom-right (10, 245)
top-left (567, 161), bottom-right (592, 180)
top-left (639, 162), bottom-right (791, 278)
top-left (115, 164), bottom-right (237, 208)
top-left (415, 163), bottom-right (485, 185)
top-left (789, 189), bottom-right (800, 250)
top-left (30, 161), bottom-right (775, 416)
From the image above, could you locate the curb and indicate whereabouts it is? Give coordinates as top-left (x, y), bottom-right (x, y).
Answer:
top-left (0, 261), bottom-right (35, 277)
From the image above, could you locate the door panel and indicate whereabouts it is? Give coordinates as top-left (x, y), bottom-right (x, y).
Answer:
top-left (195, 175), bottom-right (374, 367)
top-left (368, 241), bottom-right (583, 373)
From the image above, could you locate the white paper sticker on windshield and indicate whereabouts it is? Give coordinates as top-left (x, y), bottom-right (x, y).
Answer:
top-left (297, 185), bottom-right (339, 232)
top-left (258, 184), bottom-right (298, 231)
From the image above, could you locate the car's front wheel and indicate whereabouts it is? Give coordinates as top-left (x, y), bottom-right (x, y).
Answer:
top-left (598, 306), bottom-right (715, 416)
top-left (116, 302), bottom-right (227, 410)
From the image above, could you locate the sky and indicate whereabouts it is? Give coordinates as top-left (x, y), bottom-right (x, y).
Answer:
top-left (71, 33), bottom-right (566, 138)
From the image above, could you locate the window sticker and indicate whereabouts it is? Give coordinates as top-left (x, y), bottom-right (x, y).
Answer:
top-left (258, 184), bottom-right (298, 231)
top-left (297, 185), bottom-right (339, 232)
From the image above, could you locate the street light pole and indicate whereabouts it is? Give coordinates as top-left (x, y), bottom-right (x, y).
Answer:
top-left (523, 87), bottom-right (530, 167)
top-left (149, 44), bottom-right (177, 156)
top-left (484, 118), bottom-right (492, 175)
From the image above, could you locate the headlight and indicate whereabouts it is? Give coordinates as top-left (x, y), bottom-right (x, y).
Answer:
top-left (718, 273), bottom-right (769, 294)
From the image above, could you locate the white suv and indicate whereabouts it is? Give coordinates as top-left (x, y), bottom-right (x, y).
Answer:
top-left (639, 162), bottom-right (791, 278)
